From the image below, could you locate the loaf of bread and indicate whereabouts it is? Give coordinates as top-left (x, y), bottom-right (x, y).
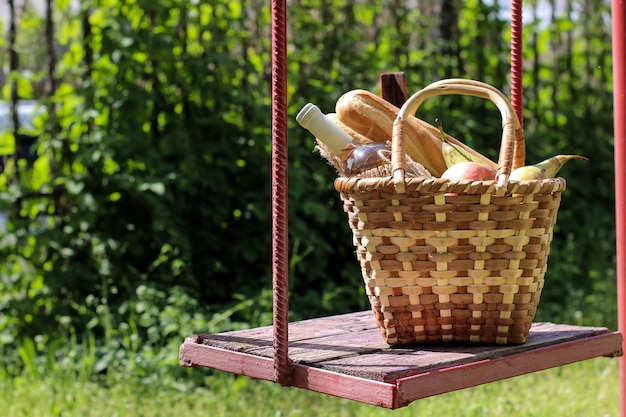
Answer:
top-left (335, 89), bottom-right (497, 177)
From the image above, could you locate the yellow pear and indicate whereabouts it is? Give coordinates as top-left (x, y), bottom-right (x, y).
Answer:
top-left (436, 118), bottom-right (488, 168)
top-left (509, 155), bottom-right (589, 181)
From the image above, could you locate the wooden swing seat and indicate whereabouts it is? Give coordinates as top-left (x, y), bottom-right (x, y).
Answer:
top-left (180, 310), bottom-right (622, 409)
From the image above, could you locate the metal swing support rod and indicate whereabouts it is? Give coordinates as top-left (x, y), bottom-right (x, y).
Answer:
top-left (270, 0), bottom-right (291, 386)
top-left (613, 0), bottom-right (626, 415)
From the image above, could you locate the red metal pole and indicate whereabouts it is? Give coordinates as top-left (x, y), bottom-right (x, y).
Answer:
top-left (271, 0), bottom-right (292, 386)
top-left (510, 0), bottom-right (523, 125)
top-left (613, 1), bottom-right (626, 416)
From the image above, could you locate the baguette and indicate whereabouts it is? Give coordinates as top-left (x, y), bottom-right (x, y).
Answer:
top-left (335, 89), bottom-right (497, 177)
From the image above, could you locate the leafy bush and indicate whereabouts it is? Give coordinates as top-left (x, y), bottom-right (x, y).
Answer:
top-left (0, 0), bottom-right (617, 378)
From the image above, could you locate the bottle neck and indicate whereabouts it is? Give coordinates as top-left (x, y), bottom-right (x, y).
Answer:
top-left (296, 103), bottom-right (353, 156)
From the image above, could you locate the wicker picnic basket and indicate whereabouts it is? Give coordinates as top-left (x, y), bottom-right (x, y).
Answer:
top-left (334, 79), bottom-right (567, 346)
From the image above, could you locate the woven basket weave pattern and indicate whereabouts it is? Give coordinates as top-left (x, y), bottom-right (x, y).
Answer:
top-left (341, 187), bottom-right (562, 345)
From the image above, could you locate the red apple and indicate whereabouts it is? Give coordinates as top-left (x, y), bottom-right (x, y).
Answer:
top-left (440, 162), bottom-right (496, 181)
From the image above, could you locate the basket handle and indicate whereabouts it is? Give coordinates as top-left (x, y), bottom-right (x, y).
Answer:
top-left (428, 78), bottom-right (525, 170)
top-left (391, 80), bottom-right (523, 194)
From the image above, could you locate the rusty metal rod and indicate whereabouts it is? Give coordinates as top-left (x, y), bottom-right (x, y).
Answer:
top-left (270, 0), bottom-right (292, 386)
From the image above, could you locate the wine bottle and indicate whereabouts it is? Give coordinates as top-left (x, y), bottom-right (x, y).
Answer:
top-left (296, 103), bottom-right (389, 175)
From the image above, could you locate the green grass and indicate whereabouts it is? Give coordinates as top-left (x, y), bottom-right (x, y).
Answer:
top-left (0, 357), bottom-right (619, 417)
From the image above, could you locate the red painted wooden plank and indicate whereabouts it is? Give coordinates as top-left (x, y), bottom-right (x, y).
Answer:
top-left (393, 332), bottom-right (623, 408)
top-left (179, 336), bottom-right (397, 408)
top-left (180, 329), bottom-right (622, 409)
top-left (179, 336), bottom-right (276, 381)
top-left (198, 313), bottom-right (616, 382)
top-left (315, 322), bottom-right (614, 382)
top-left (251, 327), bottom-right (385, 363)
top-left (380, 72), bottom-right (407, 107)
top-left (200, 310), bottom-right (376, 350)
top-left (290, 363), bottom-right (396, 408)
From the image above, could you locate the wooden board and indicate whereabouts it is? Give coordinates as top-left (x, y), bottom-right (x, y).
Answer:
top-left (180, 311), bottom-right (623, 409)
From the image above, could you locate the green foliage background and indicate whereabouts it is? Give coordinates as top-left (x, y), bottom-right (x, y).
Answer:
top-left (0, 0), bottom-right (616, 376)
